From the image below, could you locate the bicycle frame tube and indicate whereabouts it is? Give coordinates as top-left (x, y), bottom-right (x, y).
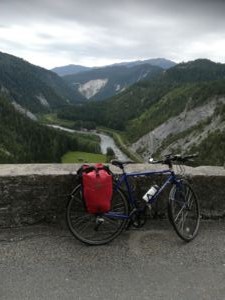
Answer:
top-left (126, 169), bottom-right (177, 204)
top-left (104, 168), bottom-right (178, 220)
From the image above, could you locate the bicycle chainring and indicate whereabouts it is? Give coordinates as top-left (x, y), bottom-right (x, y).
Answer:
top-left (131, 208), bottom-right (147, 228)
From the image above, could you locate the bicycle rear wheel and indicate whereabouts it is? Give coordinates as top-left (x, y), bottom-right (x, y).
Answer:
top-left (168, 180), bottom-right (200, 242)
top-left (67, 184), bottom-right (129, 245)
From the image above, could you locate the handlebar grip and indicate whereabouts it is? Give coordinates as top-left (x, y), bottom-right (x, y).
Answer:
top-left (149, 153), bottom-right (198, 165)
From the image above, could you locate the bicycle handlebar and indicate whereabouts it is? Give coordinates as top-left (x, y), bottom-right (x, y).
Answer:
top-left (149, 153), bottom-right (198, 166)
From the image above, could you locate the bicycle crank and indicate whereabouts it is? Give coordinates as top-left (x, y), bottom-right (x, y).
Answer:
top-left (131, 208), bottom-right (147, 229)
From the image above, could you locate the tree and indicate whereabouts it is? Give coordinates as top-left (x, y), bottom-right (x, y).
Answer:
top-left (106, 147), bottom-right (115, 162)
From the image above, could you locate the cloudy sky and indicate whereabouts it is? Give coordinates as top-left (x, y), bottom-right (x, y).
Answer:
top-left (0, 0), bottom-right (225, 69)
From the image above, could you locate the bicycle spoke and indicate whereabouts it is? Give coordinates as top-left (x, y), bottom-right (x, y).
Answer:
top-left (67, 184), bottom-right (128, 245)
top-left (77, 220), bottom-right (94, 235)
top-left (70, 215), bottom-right (92, 228)
top-left (169, 182), bottom-right (200, 242)
top-left (103, 217), bottom-right (122, 228)
top-left (174, 204), bottom-right (185, 223)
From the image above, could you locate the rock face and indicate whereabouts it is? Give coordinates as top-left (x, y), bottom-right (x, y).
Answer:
top-left (12, 101), bottom-right (38, 121)
top-left (78, 79), bottom-right (108, 99)
top-left (131, 97), bottom-right (225, 161)
top-left (64, 63), bottom-right (162, 101)
top-left (0, 164), bottom-right (224, 227)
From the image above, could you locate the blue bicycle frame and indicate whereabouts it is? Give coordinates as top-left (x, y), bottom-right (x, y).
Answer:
top-left (104, 168), bottom-right (181, 220)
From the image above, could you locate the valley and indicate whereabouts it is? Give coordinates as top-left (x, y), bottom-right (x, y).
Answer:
top-left (56, 59), bottom-right (225, 166)
top-left (47, 123), bottom-right (130, 162)
top-left (1, 51), bottom-right (225, 166)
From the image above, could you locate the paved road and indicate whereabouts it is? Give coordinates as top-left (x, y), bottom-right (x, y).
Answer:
top-left (0, 220), bottom-right (225, 300)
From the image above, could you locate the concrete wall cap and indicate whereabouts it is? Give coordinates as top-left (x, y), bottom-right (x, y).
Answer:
top-left (0, 163), bottom-right (225, 177)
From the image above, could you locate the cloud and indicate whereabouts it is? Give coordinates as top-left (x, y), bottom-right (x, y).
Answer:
top-left (0, 0), bottom-right (225, 68)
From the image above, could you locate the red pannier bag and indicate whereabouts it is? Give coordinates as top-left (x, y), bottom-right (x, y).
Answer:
top-left (78, 163), bottom-right (113, 214)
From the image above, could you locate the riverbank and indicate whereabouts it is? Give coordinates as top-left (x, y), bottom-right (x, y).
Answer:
top-left (47, 124), bottom-right (129, 161)
top-left (42, 113), bottom-right (141, 162)
top-left (99, 127), bottom-right (143, 162)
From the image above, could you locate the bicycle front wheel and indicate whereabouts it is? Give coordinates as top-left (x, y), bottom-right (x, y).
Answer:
top-left (168, 180), bottom-right (200, 242)
top-left (67, 184), bottom-right (129, 245)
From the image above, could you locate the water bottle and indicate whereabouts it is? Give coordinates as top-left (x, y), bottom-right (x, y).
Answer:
top-left (142, 185), bottom-right (159, 202)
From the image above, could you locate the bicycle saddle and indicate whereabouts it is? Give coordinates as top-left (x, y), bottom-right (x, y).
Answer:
top-left (111, 159), bottom-right (135, 169)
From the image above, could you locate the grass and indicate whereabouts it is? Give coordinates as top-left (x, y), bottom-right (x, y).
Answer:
top-left (62, 151), bottom-right (107, 163)
top-left (40, 114), bottom-right (142, 162)
top-left (39, 113), bottom-right (75, 128)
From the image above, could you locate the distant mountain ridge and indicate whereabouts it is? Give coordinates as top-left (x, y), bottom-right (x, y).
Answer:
top-left (51, 64), bottom-right (91, 76)
top-left (52, 58), bottom-right (175, 76)
top-left (111, 58), bottom-right (176, 69)
top-left (0, 51), bottom-right (84, 114)
top-left (52, 58), bottom-right (175, 100)
top-left (63, 63), bottom-right (164, 100)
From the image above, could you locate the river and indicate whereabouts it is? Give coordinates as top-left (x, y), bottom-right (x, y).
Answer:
top-left (48, 125), bottom-right (129, 161)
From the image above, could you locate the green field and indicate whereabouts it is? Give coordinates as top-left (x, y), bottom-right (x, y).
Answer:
top-left (39, 113), bottom-right (75, 128)
top-left (62, 151), bottom-right (107, 163)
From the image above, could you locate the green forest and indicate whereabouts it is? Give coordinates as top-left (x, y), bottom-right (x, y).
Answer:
top-left (0, 51), bottom-right (84, 114)
top-left (0, 95), bottom-right (100, 163)
top-left (58, 59), bottom-right (225, 166)
top-left (1, 53), bottom-right (225, 166)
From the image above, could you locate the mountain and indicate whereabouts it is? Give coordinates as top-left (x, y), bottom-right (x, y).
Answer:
top-left (0, 51), bottom-right (84, 114)
top-left (0, 94), bottom-right (79, 163)
top-left (112, 58), bottom-right (176, 69)
top-left (53, 58), bottom-right (175, 101)
top-left (58, 59), bottom-right (225, 165)
top-left (130, 80), bottom-right (225, 165)
top-left (52, 58), bottom-right (175, 77)
top-left (125, 59), bottom-right (225, 140)
top-left (163, 59), bottom-right (225, 83)
top-left (0, 93), bottom-right (102, 163)
top-left (51, 64), bottom-right (92, 76)
top-left (63, 63), bottom-right (163, 100)
top-left (123, 60), bottom-right (225, 165)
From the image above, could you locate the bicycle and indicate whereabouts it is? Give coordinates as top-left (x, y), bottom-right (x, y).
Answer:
top-left (67, 154), bottom-right (200, 245)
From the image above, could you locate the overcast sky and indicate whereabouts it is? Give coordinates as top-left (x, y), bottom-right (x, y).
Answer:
top-left (0, 0), bottom-right (225, 69)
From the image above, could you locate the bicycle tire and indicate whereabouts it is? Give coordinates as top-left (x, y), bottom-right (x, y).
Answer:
top-left (66, 184), bottom-right (129, 245)
top-left (168, 180), bottom-right (200, 242)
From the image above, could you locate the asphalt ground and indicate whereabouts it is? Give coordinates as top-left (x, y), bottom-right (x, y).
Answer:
top-left (0, 220), bottom-right (225, 300)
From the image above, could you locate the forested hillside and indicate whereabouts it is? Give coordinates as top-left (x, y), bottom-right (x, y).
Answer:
top-left (127, 79), bottom-right (225, 141)
top-left (58, 59), bottom-right (225, 165)
top-left (163, 59), bottom-right (225, 83)
top-left (0, 95), bottom-right (101, 163)
top-left (0, 51), bottom-right (84, 114)
top-left (60, 59), bottom-right (225, 130)
top-left (63, 63), bottom-right (163, 101)
top-left (1, 54), bottom-right (225, 165)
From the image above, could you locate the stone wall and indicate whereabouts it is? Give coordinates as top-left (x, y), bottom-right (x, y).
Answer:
top-left (0, 164), bottom-right (225, 227)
